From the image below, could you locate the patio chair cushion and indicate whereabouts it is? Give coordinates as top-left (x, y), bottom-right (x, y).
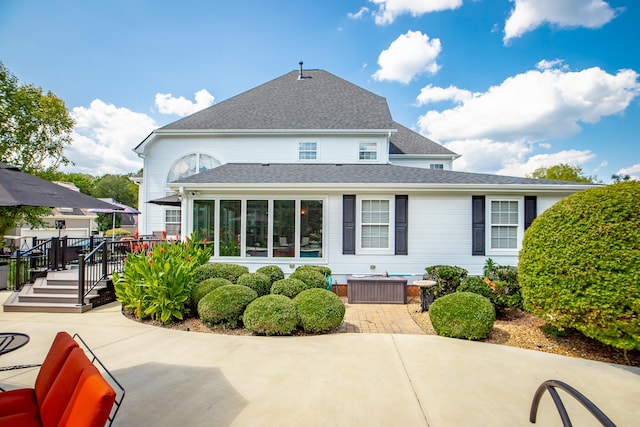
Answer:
top-left (58, 365), bottom-right (116, 427)
top-left (34, 332), bottom-right (79, 404)
top-left (0, 388), bottom-right (38, 416)
top-left (0, 411), bottom-right (41, 426)
top-left (39, 348), bottom-right (92, 426)
top-left (0, 332), bottom-right (116, 427)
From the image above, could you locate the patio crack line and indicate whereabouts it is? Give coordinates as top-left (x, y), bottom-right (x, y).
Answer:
top-left (391, 334), bottom-right (431, 427)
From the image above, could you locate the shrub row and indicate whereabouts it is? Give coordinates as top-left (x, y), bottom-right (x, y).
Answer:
top-left (193, 264), bottom-right (343, 335)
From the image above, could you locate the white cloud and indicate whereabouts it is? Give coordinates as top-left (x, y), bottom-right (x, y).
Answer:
top-left (416, 84), bottom-right (475, 106)
top-left (504, 0), bottom-right (620, 42)
top-left (616, 163), bottom-right (640, 180)
top-left (348, 6), bottom-right (370, 19)
top-left (67, 100), bottom-right (157, 175)
top-left (419, 64), bottom-right (639, 177)
top-left (418, 66), bottom-right (640, 142)
top-left (536, 58), bottom-right (568, 71)
top-left (372, 31), bottom-right (442, 84)
top-left (371, 0), bottom-right (463, 25)
top-left (444, 139), bottom-right (534, 175)
top-left (497, 149), bottom-right (596, 177)
top-left (155, 89), bottom-right (215, 117)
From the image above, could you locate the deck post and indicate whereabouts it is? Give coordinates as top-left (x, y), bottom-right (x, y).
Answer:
top-left (78, 254), bottom-right (85, 306)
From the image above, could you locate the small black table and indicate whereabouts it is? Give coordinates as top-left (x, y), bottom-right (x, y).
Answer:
top-left (0, 332), bottom-right (30, 356)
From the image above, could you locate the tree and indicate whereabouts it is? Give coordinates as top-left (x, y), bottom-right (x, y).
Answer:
top-left (0, 62), bottom-right (74, 173)
top-left (0, 62), bottom-right (75, 243)
top-left (611, 173), bottom-right (632, 183)
top-left (91, 174), bottom-right (138, 207)
top-left (526, 163), bottom-right (597, 183)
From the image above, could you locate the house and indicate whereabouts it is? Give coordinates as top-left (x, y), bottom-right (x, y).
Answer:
top-left (134, 67), bottom-right (592, 280)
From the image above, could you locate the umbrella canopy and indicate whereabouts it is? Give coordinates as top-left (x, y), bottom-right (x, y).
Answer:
top-left (147, 194), bottom-right (181, 206)
top-left (88, 201), bottom-right (141, 215)
top-left (0, 163), bottom-right (117, 210)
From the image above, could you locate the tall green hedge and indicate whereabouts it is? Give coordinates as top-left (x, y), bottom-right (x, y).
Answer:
top-left (519, 182), bottom-right (640, 351)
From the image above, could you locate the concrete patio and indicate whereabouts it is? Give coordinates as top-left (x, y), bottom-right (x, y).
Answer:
top-left (0, 291), bottom-right (638, 426)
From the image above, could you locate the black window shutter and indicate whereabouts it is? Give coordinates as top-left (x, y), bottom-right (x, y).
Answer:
top-left (343, 195), bottom-right (356, 255)
top-left (524, 196), bottom-right (537, 230)
top-left (395, 195), bottom-right (408, 255)
top-left (472, 196), bottom-right (485, 256)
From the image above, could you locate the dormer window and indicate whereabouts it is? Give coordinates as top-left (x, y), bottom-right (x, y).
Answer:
top-left (430, 164), bottom-right (444, 170)
top-left (359, 142), bottom-right (377, 161)
top-left (298, 142), bottom-right (317, 160)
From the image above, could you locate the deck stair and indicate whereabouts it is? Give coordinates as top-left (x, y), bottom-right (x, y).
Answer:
top-left (3, 267), bottom-right (111, 313)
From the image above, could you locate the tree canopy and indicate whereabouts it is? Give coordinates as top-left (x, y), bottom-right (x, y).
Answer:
top-left (526, 163), bottom-right (597, 183)
top-left (0, 62), bottom-right (75, 242)
top-left (0, 62), bottom-right (74, 173)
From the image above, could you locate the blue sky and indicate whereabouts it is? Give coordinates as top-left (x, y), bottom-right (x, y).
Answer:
top-left (1, 0), bottom-right (638, 182)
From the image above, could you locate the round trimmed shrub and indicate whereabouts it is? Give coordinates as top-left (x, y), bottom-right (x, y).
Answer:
top-left (295, 265), bottom-right (331, 277)
top-left (289, 269), bottom-right (326, 290)
top-left (243, 294), bottom-right (299, 336)
top-left (256, 265), bottom-right (285, 284)
top-left (270, 278), bottom-right (308, 298)
top-left (293, 288), bottom-right (345, 333)
top-left (237, 272), bottom-right (271, 296)
top-left (193, 263), bottom-right (249, 284)
top-left (197, 285), bottom-right (258, 328)
top-left (429, 292), bottom-right (495, 340)
top-left (519, 181), bottom-right (640, 351)
top-left (191, 278), bottom-right (232, 307)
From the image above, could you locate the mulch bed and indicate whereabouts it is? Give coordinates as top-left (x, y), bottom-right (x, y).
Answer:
top-left (407, 302), bottom-right (640, 367)
top-left (122, 304), bottom-right (639, 367)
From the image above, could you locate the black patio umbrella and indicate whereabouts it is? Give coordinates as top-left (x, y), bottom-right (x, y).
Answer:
top-left (147, 194), bottom-right (181, 206)
top-left (0, 162), bottom-right (117, 210)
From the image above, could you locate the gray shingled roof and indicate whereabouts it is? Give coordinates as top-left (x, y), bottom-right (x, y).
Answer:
top-left (162, 70), bottom-right (395, 130)
top-left (389, 122), bottom-right (458, 156)
top-left (172, 163), bottom-right (587, 186)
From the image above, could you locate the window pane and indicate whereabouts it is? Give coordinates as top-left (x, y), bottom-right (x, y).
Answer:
top-left (165, 209), bottom-right (181, 237)
top-left (273, 200), bottom-right (295, 257)
top-left (362, 225), bottom-right (389, 248)
top-left (193, 200), bottom-right (215, 243)
top-left (167, 154), bottom-right (197, 182)
top-left (220, 200), bottom-right (241, 256)
top-left (199, 154), bottom-right (220, 173)
top-left (246, 200), bottom-right (268, 257)
top-left (359, 142), bottom-right (377, 161)
top-left (361, 199), bottom-right (390, 249)
top-left (491, 226), bottom-right (517, 249)
top-left (301, 200), bottom-right (322, 258)
top-left (298, 142), bottom-right (317, 160)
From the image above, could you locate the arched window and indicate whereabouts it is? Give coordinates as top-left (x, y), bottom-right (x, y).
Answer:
top-left (167, 153), bottom-right (220, 182)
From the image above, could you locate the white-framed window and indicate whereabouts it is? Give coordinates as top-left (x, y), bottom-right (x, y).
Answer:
top-left (489, 199), bottom-right (520, 250)
top-left (298, 142), bottom-right (317, 161)
top-left (357, 197), bottom-right (393, 253)
top-left (359, 142), bottom-right (377, 161)
top-left (429, 163), bottom-right (444, 170)
top-left (167, 153), bottom-right (220, 182)
top-left (165, 208), bottom-right (181, 237)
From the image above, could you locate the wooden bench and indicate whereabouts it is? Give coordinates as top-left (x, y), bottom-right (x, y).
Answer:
top-left (0, 332), bottom-right (124, 426)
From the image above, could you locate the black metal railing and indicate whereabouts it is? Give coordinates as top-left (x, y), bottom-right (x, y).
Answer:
top-left (529, 379), bottom-right (616, 426)
top-left (2, 237), bottom-right (53, 290)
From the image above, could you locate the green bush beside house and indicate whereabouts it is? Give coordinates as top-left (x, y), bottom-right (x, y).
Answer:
top-left (519, 181), bottom-right (640, 351)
